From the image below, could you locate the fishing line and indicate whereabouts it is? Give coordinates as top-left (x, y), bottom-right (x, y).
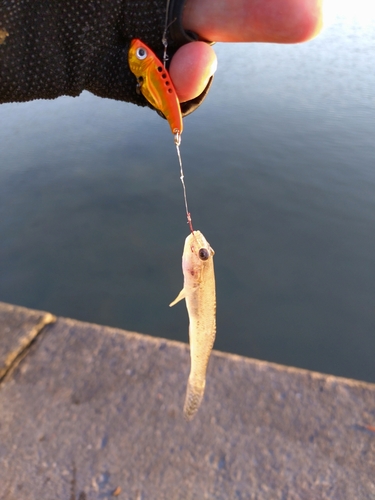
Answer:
top-left (162, 2), bottom-right (194, 234)
top-left (174, 132), bottom-right (194, 233)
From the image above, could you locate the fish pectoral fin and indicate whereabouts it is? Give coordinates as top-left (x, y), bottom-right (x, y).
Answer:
top-left (169, 289), bottom-right (186, 307)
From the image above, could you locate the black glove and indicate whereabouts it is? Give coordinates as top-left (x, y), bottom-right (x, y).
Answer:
top-left (0, 0), bottom-right (212, 115)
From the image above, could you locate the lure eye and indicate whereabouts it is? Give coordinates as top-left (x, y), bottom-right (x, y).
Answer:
top-left (198, 248), bottom-right (210, 261)
top-left (136, 47), bottom-right (147, 60)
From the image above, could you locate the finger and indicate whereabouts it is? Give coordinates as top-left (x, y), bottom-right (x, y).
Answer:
top-left (183, 0), bottom-right (323, 43)
top-left (169, 42), bottom-right (217, 103)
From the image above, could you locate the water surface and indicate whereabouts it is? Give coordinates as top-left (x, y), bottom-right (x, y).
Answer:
top-left (1, 13), bottom-right (375, 382)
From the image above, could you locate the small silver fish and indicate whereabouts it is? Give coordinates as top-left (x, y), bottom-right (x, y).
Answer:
top-left (170, 230), bottom-right (216, 420)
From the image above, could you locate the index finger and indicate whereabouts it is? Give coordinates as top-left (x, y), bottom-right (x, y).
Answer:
top-left (183, 0), bottom-right (323, 43)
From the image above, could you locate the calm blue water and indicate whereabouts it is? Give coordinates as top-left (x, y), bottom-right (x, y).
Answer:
top-left (1, 14), bottom-right (375, 382)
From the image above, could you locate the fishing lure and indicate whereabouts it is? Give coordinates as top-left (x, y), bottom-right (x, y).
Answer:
top-left (129, 38), bottom-right (193, 232)
top-left (128, 39), bottom-right (183, 143)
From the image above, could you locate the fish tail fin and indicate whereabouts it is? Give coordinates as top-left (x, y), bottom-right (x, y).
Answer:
top-left (183, 379), bottom-right (205, 421)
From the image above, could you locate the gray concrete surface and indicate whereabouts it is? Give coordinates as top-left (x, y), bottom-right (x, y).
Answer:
top-left (0, 302), bottom-right (374, 500)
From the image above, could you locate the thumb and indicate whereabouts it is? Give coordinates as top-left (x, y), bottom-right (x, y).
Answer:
top-left (169, 42), bottom-right (217, 103)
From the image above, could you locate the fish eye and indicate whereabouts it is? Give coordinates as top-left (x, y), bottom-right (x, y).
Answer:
top-left (198, 248), bottom-right (210, 261)
top-left (136, 47), bottom-right (147, 60)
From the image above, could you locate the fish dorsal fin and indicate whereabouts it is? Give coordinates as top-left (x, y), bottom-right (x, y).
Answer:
top-left (169, 289), bottom-right (186, 307)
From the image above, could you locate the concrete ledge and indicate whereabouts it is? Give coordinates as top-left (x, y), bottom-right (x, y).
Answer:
top-left (0, 302), bottom-right (55, 380)
top-left (0, 303), bottom-right (374, 499)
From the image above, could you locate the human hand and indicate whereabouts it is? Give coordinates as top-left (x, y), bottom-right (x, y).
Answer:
top-left (170, 0), bottom-right (323, 102)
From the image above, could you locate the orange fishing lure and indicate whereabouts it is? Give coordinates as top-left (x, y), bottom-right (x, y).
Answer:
top-left (128, 39), bottom-right (183, 139)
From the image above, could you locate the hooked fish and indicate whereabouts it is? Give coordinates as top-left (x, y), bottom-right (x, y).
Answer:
top-left (128, 38), bottom-right (183, 137)
top-left (170, 231), bottom-right (216, 420)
